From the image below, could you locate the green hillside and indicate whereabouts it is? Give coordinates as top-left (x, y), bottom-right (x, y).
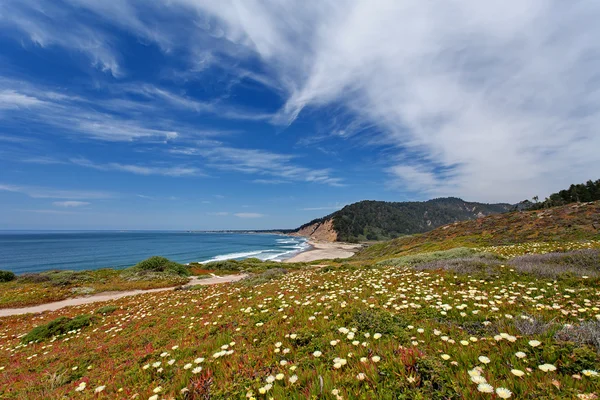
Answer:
top-left (354, 200), bottom-right (600, 261)
top-left (296, 197), bottom-right (512, 242)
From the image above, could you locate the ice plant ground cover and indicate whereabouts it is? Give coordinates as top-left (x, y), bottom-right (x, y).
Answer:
top-left (1, 256), bottom-right (599, 399)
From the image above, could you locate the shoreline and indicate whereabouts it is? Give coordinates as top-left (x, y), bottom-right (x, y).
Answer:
top-left (283, 239), bottom-right (362, 263)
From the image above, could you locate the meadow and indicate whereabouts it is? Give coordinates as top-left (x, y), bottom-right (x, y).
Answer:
top-left (1, 246), bottom-right (599, 399)
top-left (0, 257), bottom-right (309, 310)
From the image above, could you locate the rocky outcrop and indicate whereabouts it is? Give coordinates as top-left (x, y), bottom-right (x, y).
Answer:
top-left (291, 218), bottom-right (337, 242)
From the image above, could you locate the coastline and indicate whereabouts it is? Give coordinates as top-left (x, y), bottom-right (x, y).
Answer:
top-left (283, 239), bottom-right (362, 263)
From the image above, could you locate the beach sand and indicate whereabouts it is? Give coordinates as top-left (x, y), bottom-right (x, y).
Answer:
top-left (284, 240), bottom-right (362, 263)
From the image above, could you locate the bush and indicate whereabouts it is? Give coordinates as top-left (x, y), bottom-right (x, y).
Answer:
top-left (46, 270), bottom-right (90, 287)
top-left (203, 258), bottom-right (305, 273)
top-left (0, 270), bottom-right (16, 282)
top-left (376, 247), bottom-right (483, 267)
top-left (21, 314), bottom-right (95, 343)
top-left (128, 256), bottom-right (190, 276)
top-left (514, 315), bottom-right (557, 336)
top-left (351, 308), bottom-right (410, 336)
top-left (17, 273), bottom-right (52, 284)
top-left (509, 249), bottom-right (600, 278)
top-left (555, 321), bottom-right (600, 352)
top-left (412, 254), bottom-right (502, 275)
top-left (241, 268), bottom-right (288, 286)
top-left (95, 305), bottom-right (118, 315)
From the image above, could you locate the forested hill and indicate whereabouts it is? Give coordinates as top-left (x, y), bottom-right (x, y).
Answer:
top-left (294, 197), bottom-right (512, 242)
top-left (528, 179), bottom-right (600, 210)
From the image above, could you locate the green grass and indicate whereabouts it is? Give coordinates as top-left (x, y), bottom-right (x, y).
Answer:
top-left (375, 247), bottom-right (486, 267)
top-left (20, 314), bottom-right (95, 344)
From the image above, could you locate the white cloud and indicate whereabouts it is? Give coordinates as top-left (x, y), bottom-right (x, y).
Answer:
top-left (0, 90), bottom-right (45, 109)
top-left (166, 0), bottom-right (600, 202)
top-left (178, 145), bottom-right (343, 186)
top-left (234, 212), bottom-right (264, 218)
top-left (0, 183), bottom-right (113, 199)
top-left (252, 179), bottom-right (288, 185)
top-left (71, 157), bottom-right (202, 177)
top-left (52, 201), bottom-right (90, 207)
top-left (0, 1), bottom-right (122, 76)
top-left (207, 211), bottom-right (229, 216)
top-left (3, 1), bottom-right (599, 201)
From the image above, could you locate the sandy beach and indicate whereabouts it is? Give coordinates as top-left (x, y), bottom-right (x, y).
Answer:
top-left (284, 240), bottom-right (362, 263)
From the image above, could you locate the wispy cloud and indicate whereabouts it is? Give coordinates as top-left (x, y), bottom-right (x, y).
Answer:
top-left (0, 183), bottom-right (114, 200)
top-left (0, 90), bottom-right (46, 109)
top-left (71, 158), bottom-right (202, 177)
top-left (0, 1), bottom-right (121, 76)
top-left (175, 145), bottom-right (344, 186)
top-left (252, 179), bottom-right (289, 185)
top-left (162, 0), bottom-right (600, 202)
top-left (207, 212), bottom-right (230, 216)
top-left (16, 209), bottom-right (82, 215)
top-left (234, 212), bottom-right (264, 218)
top-left (52, 201), bottom-right (90, 207)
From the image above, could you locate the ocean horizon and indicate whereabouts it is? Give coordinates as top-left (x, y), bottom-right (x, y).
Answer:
top-left (0, 230), bottom-right (309, 274)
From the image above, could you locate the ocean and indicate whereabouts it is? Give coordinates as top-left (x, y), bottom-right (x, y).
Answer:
top-left (0, 231), bottom-right (309, 274)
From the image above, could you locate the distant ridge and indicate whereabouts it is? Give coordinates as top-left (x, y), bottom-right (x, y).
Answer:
top-left (292, 197), bottom-right (512, 242)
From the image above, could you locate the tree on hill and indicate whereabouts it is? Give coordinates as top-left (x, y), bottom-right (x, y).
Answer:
top-left (530, 179), bottom-right (600, 210)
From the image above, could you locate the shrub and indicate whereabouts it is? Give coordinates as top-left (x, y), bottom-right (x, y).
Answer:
top-left (406, 253), bottom-right (502, 275)
top-left (21, 314), bottom-right (95, 343)
top-left (351, 308), bottom-right (410, 336)
top-left (241, 268), bottom-right (288, 286)
top-left (46, 270), bottom-right (90, 287)
top-left (514, 314), bottom-right (557, 336)
top-left (96, 305), bottom-right (118, 315)
top-left (555, 321), bottom-right (600, 352)
top-left (17, 273), bottom-right (51, 283)
top-left (203, 258), bottom-right (305, 273)
top-left (509, 249), bottom-right (600, 278)
top-left (128, 256), bottom-right (190, 276)
top-left (0, 270), bottom-right (16, 282)
top-left (376, 247), bottom-right (484, 267)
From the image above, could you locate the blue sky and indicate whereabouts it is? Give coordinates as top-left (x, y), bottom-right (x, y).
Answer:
top-left (1, 1), bottom-right (599, 230)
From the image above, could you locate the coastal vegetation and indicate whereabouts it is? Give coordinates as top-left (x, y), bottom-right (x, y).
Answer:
top-left (2, 244), bottom-right (599, 398)
top-left (0, 270), bottom-right (15, 283)
top-left (295, 197), bottom-right (512, 242)
top-left (528, 179), bottom-right (600, 210)
top-left (354, 201), bottom-right (600, 261)
top-left (1, 199), bottom-right (600, 398)
top-left (0, 257), bottom-right (193, 309)
top-left (0, 257), bottom-right (312, 309)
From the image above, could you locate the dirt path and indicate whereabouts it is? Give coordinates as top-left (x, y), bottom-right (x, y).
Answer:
top-left (0, 274), bottom-right (247, 318)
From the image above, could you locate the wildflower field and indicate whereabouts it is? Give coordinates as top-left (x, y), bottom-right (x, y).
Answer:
top-left (1, 248), bottom-right (599, 399)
